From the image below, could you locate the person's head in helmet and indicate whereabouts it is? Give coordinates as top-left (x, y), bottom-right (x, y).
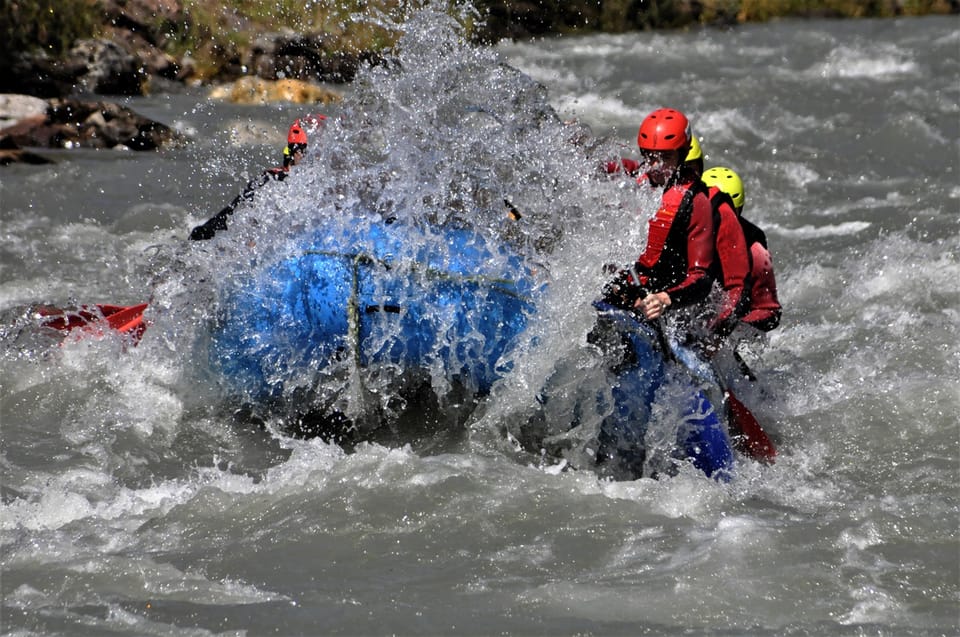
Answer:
top-left (283, 114), bottom-right (327, 169)
top-left (636, 108), bottom-right (692, 187)
top-left (283, 120), bottom-right (309, 169)
top-left (684, 134), bottom-right (703, 177)
top-left (701, 166), bottom-right (745, 214)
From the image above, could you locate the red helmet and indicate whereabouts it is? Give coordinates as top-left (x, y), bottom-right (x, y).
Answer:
top-left (287, 121), bottom-right (308, 146)
top-left (637, 108), bottom-right (691, 152)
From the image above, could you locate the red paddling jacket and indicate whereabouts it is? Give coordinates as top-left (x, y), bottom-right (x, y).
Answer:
top-left (632, 178), bottom-right (716, 308)
top-left (740, 218), bottom-right (782, 331)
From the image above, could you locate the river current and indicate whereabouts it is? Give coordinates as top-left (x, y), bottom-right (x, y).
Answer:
top-left (1, 9), bottom-right (958, 636)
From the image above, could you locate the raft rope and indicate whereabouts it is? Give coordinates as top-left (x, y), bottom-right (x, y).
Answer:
top-left (296, 248), bottom-right (536, 390)
top-left (301, 249), bottom-right (532, 303)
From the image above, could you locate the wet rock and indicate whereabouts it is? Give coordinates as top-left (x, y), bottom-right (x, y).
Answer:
top-left (243, 32), bottom-right (382, 84)
top-left (0, 2), bottom-right (373, 97)
top-left (69, 38), bottom-right (148, 96)
top-left (0, 95), bottom-right (49, 130)
top-left (0, 96), bottom-right (186, 151)
top-left (0, 0), bottom-right (185, 98)
top-left (209, 77), bottom-right (342, 105)
top-left (0, 137), bottom-right (54, 165)
top-left (99, 0), bottom-right (187, 81)
top-left (101, 0), bottom-right (183, 44)
top-left (0, 50), bottom-right (88, 99)
top-left (0, 39), bottom-right (148, 98)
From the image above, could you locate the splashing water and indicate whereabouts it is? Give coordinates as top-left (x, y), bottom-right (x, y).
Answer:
top-left (3, 9), bottom-right (958, 635)
top-left (127, 4), bottom-right (666, 467)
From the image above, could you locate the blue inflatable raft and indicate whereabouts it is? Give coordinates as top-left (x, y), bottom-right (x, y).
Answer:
top-left (590, 301), bottom-right (733, 479)
top-left (211, 218), bottom-right (538, 399)
top-left (210, 216), bottom-right (733, 479)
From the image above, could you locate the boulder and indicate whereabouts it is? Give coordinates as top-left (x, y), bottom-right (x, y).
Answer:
top-left (0, 50), bottom-right (87, 99)
top-left (0, 97), bottom-right (186, 150)
top-left (0, 39), bottom-right (149, 98)
top-left (100, 0), bottom-right (184, 43)
top-left (0, 0), bottom-right (185, 98)
top-left (209, 77), bottom-right (342, 105)
top-left (99, 0), bottom-right (188, 81)
top-left (0, 94), bottom-right (49, 130)
top-left (69, 38), bottom-right (148, 96)
top-left (243, 32), bottom-right (381, 83)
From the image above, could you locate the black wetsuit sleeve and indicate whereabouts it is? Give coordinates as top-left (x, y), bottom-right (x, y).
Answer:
top-left (189, 200), bottom-right (237, 241)
top-left (188, 172), bottom-right (273, 241)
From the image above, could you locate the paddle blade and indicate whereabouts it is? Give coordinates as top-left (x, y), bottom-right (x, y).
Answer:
top-left (100, 303), bottom-right (149, 341)
top-left (727, 390), bottom-right (777, 463)
top-left (38, 303), bottom-right (150, 344)
top-left (35, 305), bottom-right (100, 331)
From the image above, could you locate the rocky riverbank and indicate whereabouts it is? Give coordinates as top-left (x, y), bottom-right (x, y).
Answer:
top-left (0, 0), bottom-right (955, 163)
top-left (0, 0), bottom-right (361, 161)
top-left (3, 0), bottom-right (956, 100)
top-left (0, 93), bottom-right (184, 148)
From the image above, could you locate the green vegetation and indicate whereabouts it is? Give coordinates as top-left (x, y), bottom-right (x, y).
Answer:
top-left (0, 0), bottom-right (101, 61)
top-left (165, 0), bottom-right (457, 80)
top-left (702, 0), bottom-right (957, 23)
top-left (2, 0), bottom-right (955, 82)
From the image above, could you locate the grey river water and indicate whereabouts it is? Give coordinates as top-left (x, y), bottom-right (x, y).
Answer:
top-left (1, 9), bottom-right (958, 636)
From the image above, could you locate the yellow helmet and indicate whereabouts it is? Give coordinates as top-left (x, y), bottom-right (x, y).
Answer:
top-left (685, 135), bottom-right (702, 162)
top-left (701, 166), bottom-right (745, 210)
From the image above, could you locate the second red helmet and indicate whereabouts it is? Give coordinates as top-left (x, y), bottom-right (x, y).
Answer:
top-left (287, 121), bottom-right (308, 146)
top-left (637, 108), bottom-right (691, 152)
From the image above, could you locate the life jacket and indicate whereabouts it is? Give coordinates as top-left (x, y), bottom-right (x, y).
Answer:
top-left (703, 189), bottom-right (781, 332)
top-left (704, 186), bottom-right (769, 254)
top-left (706, 187), bottom-right (774, 287)
top-left (634, 179), bottom-right (707, 293)
top-left (739, 216), bottom-right (768, 251)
